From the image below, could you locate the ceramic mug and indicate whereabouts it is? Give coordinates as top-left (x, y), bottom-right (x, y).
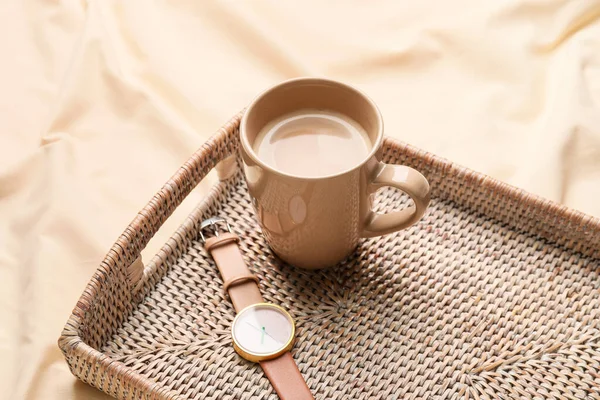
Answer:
top-left (240, 78), bottom-right (430, 269)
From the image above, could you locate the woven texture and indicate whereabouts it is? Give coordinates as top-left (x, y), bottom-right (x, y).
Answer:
top-left (60, 114), bottom-right (600, 399)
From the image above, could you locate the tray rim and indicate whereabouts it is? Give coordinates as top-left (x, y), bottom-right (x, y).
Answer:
top-left (58, 112), bottom-right (600, 400)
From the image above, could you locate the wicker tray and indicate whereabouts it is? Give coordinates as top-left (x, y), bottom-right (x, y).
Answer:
top-left (59, 113), bottom-right (600, 400)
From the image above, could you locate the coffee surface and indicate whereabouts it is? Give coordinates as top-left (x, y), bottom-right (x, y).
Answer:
top-left (253, 109), bottom-right (372, 178)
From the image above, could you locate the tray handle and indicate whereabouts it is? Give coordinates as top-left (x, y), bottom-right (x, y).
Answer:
top-left (121, 113), bottom-right (242, 290)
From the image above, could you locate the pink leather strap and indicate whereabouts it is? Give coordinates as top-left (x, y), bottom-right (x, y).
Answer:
top-left (205, 233), bottom-right (263, 310)
top-left (261, 353), bottom-right (314, 400)
top-left (205, 233), bottom-right (314, 400)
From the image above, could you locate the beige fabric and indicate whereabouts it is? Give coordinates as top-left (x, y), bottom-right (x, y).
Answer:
top-left (1, 1), bottom-right (599, 399)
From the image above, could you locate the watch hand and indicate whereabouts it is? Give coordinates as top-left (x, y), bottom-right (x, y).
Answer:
top-left (261, 326), bottom-right (266, 344)
top-left (262, 327), bottom-right (277, 342)
top-left (245, 321), bottom-right (278, 342)
top-left (245, 321), bottom-right (263, 333)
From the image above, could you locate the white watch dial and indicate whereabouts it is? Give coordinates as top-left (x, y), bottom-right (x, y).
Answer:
top-left (232, 304), bottom-right (294, 356)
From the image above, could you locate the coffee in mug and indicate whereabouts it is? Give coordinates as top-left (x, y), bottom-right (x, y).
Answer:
top-left (253, 109), bottom-right (372, 178)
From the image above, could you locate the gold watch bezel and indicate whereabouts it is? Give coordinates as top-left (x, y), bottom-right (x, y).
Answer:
top-left (231, 303), bottom-right (296, 363)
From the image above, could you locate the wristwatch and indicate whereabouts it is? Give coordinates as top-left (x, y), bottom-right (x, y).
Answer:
top-left (200, 217), bottom-right (314, 400)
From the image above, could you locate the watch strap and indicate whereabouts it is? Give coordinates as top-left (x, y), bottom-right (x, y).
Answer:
top-left (261, 353), bottom-right (314, 400)
top-left (204, 233), bottom-right (263, 310)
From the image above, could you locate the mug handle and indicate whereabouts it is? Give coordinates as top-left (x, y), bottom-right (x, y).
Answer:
top-left (361, 163), bottom-right (430, 238)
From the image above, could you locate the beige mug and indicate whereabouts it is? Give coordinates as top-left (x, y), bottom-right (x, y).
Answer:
top-left (240, 78), bottom-right (430, 269)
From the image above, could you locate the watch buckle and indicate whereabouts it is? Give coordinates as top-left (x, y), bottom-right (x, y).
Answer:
top-left (199, 216), bottom-right (233, 242)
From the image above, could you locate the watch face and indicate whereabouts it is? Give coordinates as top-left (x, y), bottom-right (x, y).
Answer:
top-left (232, 303), bottom-right (295, 359)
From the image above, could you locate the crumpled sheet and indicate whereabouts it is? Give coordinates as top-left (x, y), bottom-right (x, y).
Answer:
top-left (2, 1), bottom-right (599, 399)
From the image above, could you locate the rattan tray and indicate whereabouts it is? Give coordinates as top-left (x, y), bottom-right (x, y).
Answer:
top-left (59, 113), bottom-right (600, 399)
